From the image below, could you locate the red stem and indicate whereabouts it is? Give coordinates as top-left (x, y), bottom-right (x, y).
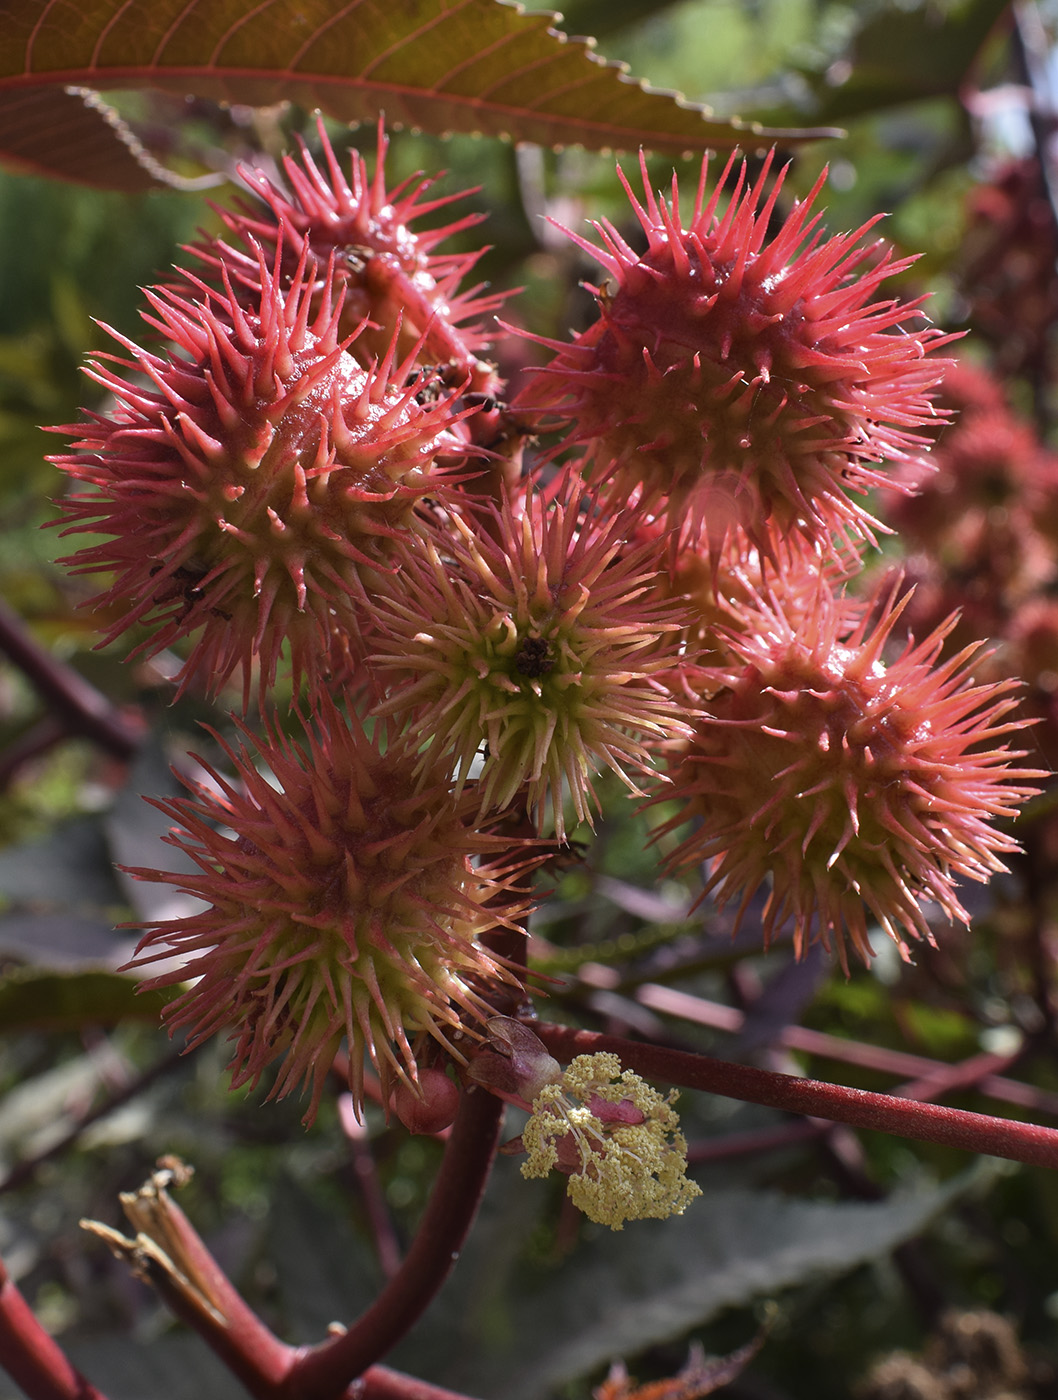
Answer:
top-left (338, 1094), bottom-right (403, 1280)
top-left (0, 715), bottom-right (68, 791)
top-left (0, 599), bottom-right (141, 761)
top-left (357, 1367), bottom-right (482, 1400)
top-left (633, 983), bottom-right (1058, 1118)
top-left (0, 1259), bottom-right (107, 1400)
top-left (534, 1023), bottom-right (1058, 1170)
top-left (285, 1084), bottom-right (505, 1400)
top-left (118, 1187), bottom-right (294, 1399)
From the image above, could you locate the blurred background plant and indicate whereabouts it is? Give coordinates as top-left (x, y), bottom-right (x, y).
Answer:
top-left (2, 1), bottom-right (1058, 1398)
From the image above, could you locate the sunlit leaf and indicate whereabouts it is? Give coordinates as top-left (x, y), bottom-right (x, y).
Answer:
top-left (0, 0), bottom-right (837, 190)
top-left (0, 85), bottom-right (219, 190)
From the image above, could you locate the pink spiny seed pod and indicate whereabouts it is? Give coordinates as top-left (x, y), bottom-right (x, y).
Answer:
top-left (49, 238), bottom-right (469, 704)
top-left (637, 511), bottom-right (861, 667)
top-left (127, 700), bottom-right (538, 1123)
top-left (369, 473), bottom-right (695, 839)
top-left (660, 584), bottom-right (1042, 970)
top-left (513, 151), bottom-right (955, 560)
top-left (209, 116), bottom-right (504, 376)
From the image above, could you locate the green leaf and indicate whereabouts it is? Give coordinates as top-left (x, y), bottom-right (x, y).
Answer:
top-left (0, 815), bottom-right (125, 910)
top-left (0, 967), bottom-right (170, 1031)
top-left (59, 1333), bottom-right (244, 1400)
top-left (0, 0), bottom-right (837, 191)
top-left (405, 1165), bottom-right (990, 1399)
top-left (0, 86), bottom-right (219, 191)
top-left (750, 0), bottom-right (1011, 125)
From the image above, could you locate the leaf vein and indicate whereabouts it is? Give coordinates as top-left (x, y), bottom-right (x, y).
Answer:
top-left (209, 0), bottom-right (285, 68)
top-left (89, 0), bottom-right (138, 70)
top-left (358, 0), bottom-right (476, 83)
top-left (423, 23), bottom-right (522, 94)
top-left (287, 0), bottom-right (366, 73)
top-left (25, 0), bottom-right (68, 71)
top-left (473, 38), bottom-right (580, 103)
top-left (152, 0), bottom-right (209, 70)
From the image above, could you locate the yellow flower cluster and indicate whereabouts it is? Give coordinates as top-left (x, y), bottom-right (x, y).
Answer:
top-left (521, 1052), bottom-right (701, 1230)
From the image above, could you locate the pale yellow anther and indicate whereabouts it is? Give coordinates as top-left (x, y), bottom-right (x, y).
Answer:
top-left (520, 1052), bottom-right (701, 1230)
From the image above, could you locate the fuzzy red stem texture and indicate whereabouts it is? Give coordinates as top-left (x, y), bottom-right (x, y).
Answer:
top-left (534, 1023), bottom-right (1058, 1170)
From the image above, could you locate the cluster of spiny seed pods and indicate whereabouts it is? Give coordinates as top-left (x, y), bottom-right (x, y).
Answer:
top-left (49, 121), bottom-right (1042, 1138)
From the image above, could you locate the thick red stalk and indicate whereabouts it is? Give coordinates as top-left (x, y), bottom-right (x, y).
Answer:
top-left (286, 1084), bottom-right (504, 1400)
top-left (0, 1259), bottom-right (107, 1400)
top-left (534, 1023), bottom-right (1058, 1169)
top-left (100, 1181), bottom-right (294, 1400)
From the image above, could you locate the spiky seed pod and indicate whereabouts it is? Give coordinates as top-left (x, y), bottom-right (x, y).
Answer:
top-left (128, 700), bottom-right (538, 1122)
top-left (369, 475), bottom-right (694, 839)
top-left (513, 152), bottom-right (955, 558)
top-left (638, 511), bottom-right (861, 668)
top-left (205, 117), bottom-right (504, 376)
top-left (659, 584), bottom-right (1042, 969)
top-left (49, 239), bottom-right (469, 704)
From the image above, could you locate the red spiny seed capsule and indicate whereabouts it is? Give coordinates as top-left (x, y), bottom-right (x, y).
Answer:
top-left (206, 116), bottom-right (505, 375)
top-left (513, 152), bottom-right (955, 559)
top-left (49, 237), bottom-right (469, 704)
top-left (126, 699), bottom-right (538, 1123)
top-left (369, 473), bottom-right (694, 839)
top-left (659, 584), bottom-right (1043, 970)
top-left (636, 511), bottom-right (861, 667)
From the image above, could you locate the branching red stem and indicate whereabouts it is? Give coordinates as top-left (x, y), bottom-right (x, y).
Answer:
top-left (535, 1023), bottom-right (1058, 1169)
top-left (286, 1084), bottom-right (505, 1400)
top-left (111, 1183), bottom-right (294, 1399)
